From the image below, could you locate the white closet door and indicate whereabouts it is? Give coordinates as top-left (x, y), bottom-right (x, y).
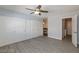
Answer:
top-left (0, 16), bottom-right (26, 46)
top-left (25, 19), bottom-right (31, 39)
top-left (31, 19), bottom-right (43, 38)
top-left (31, 19), bottom-right (38, 38)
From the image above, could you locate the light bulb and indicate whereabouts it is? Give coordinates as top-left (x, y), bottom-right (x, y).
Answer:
top-left (34, 11), bottom-right (40, 14)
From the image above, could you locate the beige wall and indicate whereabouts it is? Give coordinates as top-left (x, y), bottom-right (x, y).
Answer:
top-left (64, 18), bottom-right (72, 35)
top-left (66, 19), bottom-right (72, 35)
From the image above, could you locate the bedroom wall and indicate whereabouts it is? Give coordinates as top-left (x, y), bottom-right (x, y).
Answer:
top-left (48, 15), bottom-right (62, 40)
top-left (48, 11), bottom-right (79, 40)
top-left (0, 8), bottom-right (43, 47)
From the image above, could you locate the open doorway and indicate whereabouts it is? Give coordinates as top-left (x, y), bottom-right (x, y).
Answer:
top-left (62, 18), bottom-right (72, 40)
top-left (43, 18), bottom-right (48, 36)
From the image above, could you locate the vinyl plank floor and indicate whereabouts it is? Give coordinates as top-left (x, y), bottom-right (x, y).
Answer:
top-left (0, 36), bottom-right (79, 53)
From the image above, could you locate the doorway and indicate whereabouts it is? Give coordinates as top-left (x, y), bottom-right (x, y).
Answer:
top-left (62, 18), bottom-right (72, 40)
top-left (43, 18), bottom-right (48, 36)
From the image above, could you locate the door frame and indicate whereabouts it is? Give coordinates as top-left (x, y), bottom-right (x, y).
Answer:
top-left (61, 15), bottom-right (77, 47)
top-left (43, 18), bottom-right (48, 36)
top-left (62, 18), bottom-right (72, 39)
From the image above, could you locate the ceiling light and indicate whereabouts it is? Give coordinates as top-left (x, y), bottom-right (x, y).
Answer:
top-left (34, 11), bottom-right (40, 14)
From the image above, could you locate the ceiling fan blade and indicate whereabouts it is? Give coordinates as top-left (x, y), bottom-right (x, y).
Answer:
top-left (30, 12), bottom-right (34, 14)
top-left (40, 10), bottom-right (48, 13)
top-left (25, 8), bottom-right (35, 11)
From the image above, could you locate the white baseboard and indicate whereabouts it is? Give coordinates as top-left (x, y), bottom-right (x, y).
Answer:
top-left (48, 35), bottom-right (62, 40)
top-left (0, 35), bottom-right (42, 47)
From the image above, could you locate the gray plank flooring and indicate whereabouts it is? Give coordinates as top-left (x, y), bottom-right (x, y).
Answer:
top-left (0, 36), bottom-right (79, 53)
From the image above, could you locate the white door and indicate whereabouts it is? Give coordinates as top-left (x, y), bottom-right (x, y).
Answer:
top-left (72, 15), bottom-right (77, 47)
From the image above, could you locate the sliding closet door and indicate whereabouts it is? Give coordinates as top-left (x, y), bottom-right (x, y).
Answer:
top-left (25, 19), bottom-right (31, 39)
top-left (31, 19), bottom-right (43, 38)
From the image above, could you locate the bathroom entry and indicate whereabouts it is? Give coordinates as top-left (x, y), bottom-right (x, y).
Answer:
top-left (43, 18), bottom-right (48, 36)
top-left (62, 18), bottom-right (72, 39)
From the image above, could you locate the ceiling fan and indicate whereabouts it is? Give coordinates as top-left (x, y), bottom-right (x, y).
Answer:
top-left (25, 5), bottom-right (48, 15)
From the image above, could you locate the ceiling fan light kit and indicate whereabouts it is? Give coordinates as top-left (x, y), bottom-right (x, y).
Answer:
top-left (34, 11), bottom-right (40, 14)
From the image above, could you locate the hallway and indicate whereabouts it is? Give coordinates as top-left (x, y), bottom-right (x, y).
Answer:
top-left (0, 36), bottom-right (79, 53)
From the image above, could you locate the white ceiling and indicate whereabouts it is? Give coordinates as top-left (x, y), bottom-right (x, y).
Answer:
top-left (0, 5), bottom-right (79, 17)
top-left (46, 5), bottom-right (79, 13)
